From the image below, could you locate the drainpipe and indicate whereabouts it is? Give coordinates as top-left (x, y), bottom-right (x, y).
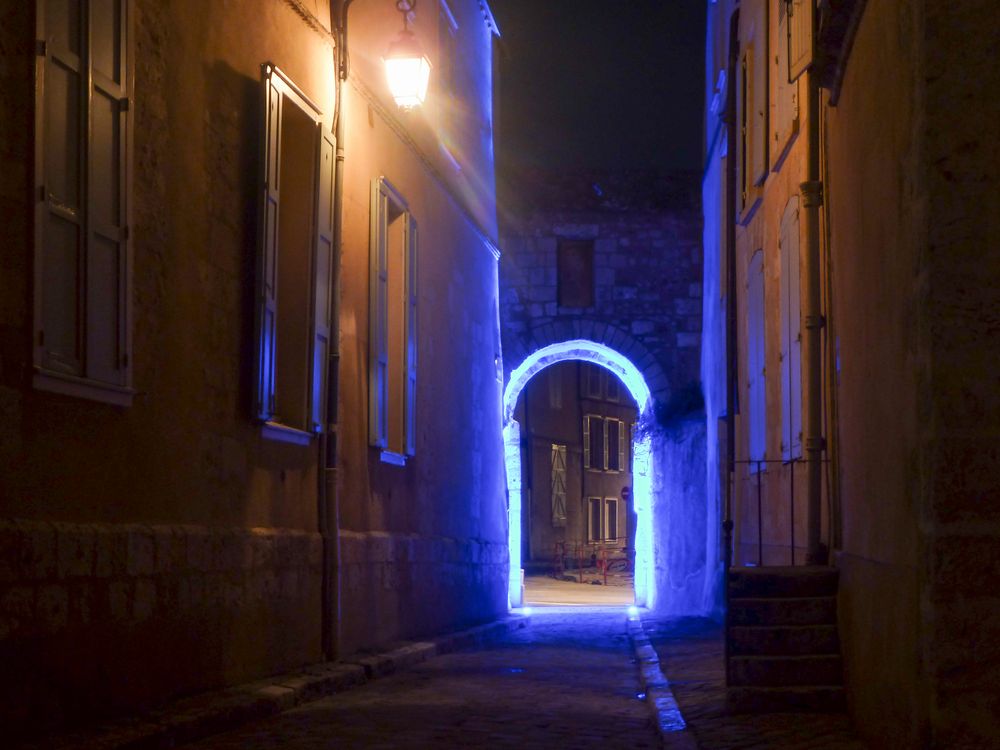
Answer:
top-left (801, 69), bottom-right (825, 565)
top-left (317, 0), bottom-right (356, 662)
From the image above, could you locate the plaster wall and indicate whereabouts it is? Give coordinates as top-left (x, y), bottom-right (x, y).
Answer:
top-left (331, 3), bottom-right (508, 654)
top-left (0, 0), bottom-right (508, 737)
top-left (825, 1), bottom-right (924, 743)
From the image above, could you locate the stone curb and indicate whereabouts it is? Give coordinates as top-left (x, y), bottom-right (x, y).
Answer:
top-left (26, 614), bottom-right (530, 750)
top-left (627, 613), bottom-right (699, 750)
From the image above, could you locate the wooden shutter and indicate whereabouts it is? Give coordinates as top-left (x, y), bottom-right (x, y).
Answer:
top-left (751, 1), bottom-right (768, 187)
top-left (550, 444), bottom-right (567, 525)
top-left (36, 0), bottom-right (86, 377)
top-left (772, 0), bottom-right (799, 169)
top-left (255, 66), bottom-right (282, 421)
top-left (35, 0), bottom-right (132, 392)
top-left (404, 215), bottom-right (418, 456)
top-left (788, 0), bottom-right (814, 83)
top-left (87, 0), bottom-right (129, 386)
top-left (780, 197), bottom-right (802, 460)
top-left (369, 180), bottom-right (389, 447)
top-left (748, 249), bottom-right (766, 462)
top-left (309, 128), bottom-right (335, 433)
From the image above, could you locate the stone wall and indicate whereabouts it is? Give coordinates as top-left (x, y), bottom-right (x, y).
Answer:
top-left (0, 520), bottom-right (321, 740)
top-left (499, 170), bottom-right (703, 406)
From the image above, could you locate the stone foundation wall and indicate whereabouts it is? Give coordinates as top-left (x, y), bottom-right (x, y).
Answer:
top-left (0, 520), bottom-right (322, 740)
top-left (339, 530), bottom-right (509, 654)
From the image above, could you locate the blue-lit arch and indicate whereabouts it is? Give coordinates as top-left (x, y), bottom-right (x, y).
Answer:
top-left (502, 339), bottom-right (657, 609)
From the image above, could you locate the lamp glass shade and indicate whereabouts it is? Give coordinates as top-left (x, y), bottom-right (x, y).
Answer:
top-left (384, 32), bottom-right (431, 108)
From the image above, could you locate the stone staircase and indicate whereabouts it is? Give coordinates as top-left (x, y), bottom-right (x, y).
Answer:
top-left (726, 566), bottom-right (846, 713)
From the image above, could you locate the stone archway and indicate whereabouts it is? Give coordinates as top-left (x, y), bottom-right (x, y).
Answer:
top-left (502, 339), bottom-right (659, 609)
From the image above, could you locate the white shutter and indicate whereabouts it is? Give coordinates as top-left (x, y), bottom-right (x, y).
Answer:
top-left (788, 0), bottom-right (815, 83)
top-left (748, 249), bottom-right (766, 463)
top-left (255, 67), bottom-right (282, 421)
top-left (780, 197), bottom-right (801, 460)
top-left (618, 419), bottom-right (626, 474)
top-left (773, 0), bottom-right (799, 169)
top-left (309, 128), bottom-right (335, 433)
top-left (583, 414), bottom-right (591, 469)
top-left (369, 180), bottom-right (389, 447)
top-left (404, 216), bottom-right (418, 456)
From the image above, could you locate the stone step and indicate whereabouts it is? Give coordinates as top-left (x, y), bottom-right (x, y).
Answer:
top-left (727, 685), bottom-right (847, 714)
top-left (728, 654), bottom-right (844, 687)
top-left (728, 596), bottom-right (837, 626)
top-left (728, 566), bottom-right (839, 599)
top-left (728, 624), bottom-right (840, 656)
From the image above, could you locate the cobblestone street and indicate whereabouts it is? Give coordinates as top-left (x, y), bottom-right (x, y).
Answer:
top-left (186, 606), bottom-right (660, 749)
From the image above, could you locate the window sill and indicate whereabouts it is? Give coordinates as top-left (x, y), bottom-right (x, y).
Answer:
top-left (33, 369), bottom-right (134, 407)
top-left (379, 450), bottom-right (408, 467)
top-left (261, 421), bottom-right (314, 446)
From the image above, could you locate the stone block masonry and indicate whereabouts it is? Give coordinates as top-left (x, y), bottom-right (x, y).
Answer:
top-left (499, 169), bottom-right (703, 406)
top-left (0, 519), bottom-right (323, 741)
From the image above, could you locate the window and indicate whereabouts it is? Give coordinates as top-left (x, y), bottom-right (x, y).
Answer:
top-left (584, 414), bottom-right (605, 471)
top-left (369, 177), bottom-right (418, 460)
top-left (550, 444), bottom-right (567, 526)
top-left (607, 418), bottom-right (626, 472)
top-left (779, 197), bottom-right (802, 460)
top-left (606, 373), bottom-right (621, 402)
top-left (34, 0), bottom-right (133, 404)
top-left (557, 239), bottom-right (594, 307)
top-left (588, 498), bottom-right (602, 542)
top-left (583, 362), bottom-right (603, 400)
top-left (548, 367), bottom-right (562, 409)
top-left (589, 497), bottom-right (620, 542)
top-left (787, 0), bottom-right (815, 83)
top-left (747, 249), bottom-right (766, 467)
top-left (584, 414), bottom-right (626, 472)
top-left (255, 65), bottom-right (335, 443)
top-left (605, 498), bottom-right (619, 541)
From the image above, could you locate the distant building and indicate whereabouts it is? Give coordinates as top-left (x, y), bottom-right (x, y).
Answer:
top-left (513, 361), bottom-right (638, 566)
top-left (702, 0), bottom-right (1000, 746)
top-left (0, 0), bottom-right (505, 739)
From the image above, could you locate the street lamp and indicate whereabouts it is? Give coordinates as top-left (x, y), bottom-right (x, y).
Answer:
top-left (383, 0), bottom-right (431, 109)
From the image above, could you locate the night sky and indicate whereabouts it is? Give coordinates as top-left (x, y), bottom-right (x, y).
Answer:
top-left (490, 0), bottom-right (706, 172)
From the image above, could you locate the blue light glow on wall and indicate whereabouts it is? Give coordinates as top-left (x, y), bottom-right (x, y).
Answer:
top-left (502, 340), bottom-right (656, 609)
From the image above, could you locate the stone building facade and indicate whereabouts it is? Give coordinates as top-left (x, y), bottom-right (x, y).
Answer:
top-left (701, 0), bottom-right (1000, 746)
top-left (0, 0), bottom-right (506, 740)
top-left (498, 170), bottom-right (703, 407)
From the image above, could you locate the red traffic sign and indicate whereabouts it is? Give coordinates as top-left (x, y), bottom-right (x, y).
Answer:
top-left (621, 486), bottom-right (631, 501)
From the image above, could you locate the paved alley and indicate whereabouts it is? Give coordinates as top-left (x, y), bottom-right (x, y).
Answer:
top-left (186, 606), bottom-right (660, 749)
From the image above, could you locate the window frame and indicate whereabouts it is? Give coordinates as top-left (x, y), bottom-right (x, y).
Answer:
top-left (253, 63), bottom-right (334, 443)
top-left (369, 176), bottom-right (418, 462)
top-left (604, 497), bottom-right (619, 541)
top-left (33, 0), bottom-right (135, 406)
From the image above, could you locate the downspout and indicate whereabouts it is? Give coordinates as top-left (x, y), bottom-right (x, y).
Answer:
top-left (801, 68), bottom-right (825, 565)
top-left (318, 0), bottom-right (356, 662)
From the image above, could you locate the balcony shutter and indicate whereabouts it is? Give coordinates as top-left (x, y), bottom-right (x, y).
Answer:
top-left (787, 0), bottom-right (814, 83)
top-left (404, 216), bottom-right (418, 456)
top-left (369, 180), bottom-right (389, 447)
top-left (254, 67), bottom-right (282, 421)
top-left (309, 127), bottom-right (335, 433)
